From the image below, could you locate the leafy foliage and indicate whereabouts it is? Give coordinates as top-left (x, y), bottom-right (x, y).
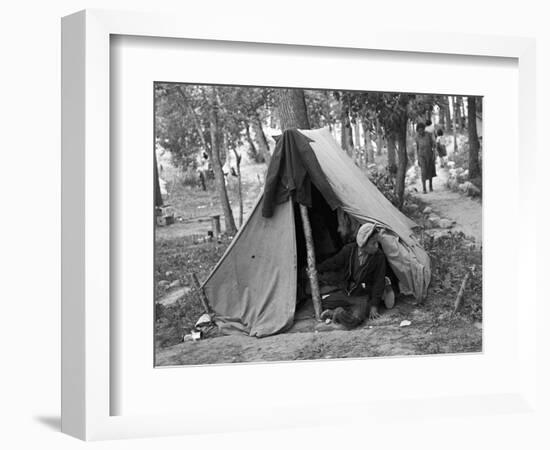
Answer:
top-left (155, 84), bottom-right (272, 170)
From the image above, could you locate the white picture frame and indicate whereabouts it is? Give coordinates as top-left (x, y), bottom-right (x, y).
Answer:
top-left (61, 9), bottom-right (539, 441)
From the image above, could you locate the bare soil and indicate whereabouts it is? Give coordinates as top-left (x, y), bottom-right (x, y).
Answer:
top-left (412, 166), bottom-right (482, 245)
top-left (156, 298), bottom-right (482, 366)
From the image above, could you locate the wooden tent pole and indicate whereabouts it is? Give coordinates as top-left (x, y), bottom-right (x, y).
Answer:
top-left (299, 204), bottom-right (322, 320)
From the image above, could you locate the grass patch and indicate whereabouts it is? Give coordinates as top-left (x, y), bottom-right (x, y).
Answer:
top-left (155, 238), bottom-right (230, 349)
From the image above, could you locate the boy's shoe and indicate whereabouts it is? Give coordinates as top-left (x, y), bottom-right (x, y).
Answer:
top-left (384, 276), bottom-right (395, 309)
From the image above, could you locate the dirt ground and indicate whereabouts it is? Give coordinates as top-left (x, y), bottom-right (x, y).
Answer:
top-left (412, 165), bottom-right (482, 245)
top-left (156, 298), bottom-right (482, 366)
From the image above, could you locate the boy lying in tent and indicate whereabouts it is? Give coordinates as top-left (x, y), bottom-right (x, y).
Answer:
top-left (315, 222), bottom-right (397, 329)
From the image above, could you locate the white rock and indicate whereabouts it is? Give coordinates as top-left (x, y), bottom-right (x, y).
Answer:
top-left (439, 219), bottom-right (454, 229)
top-left (399, 320), bottom-right (412, 327)
top-left (467, 184), bottom-right (481, 196)
top-left (158, 280), bottom-right (170, 288)
top-left (428, 215), bottom-right (441, 227)
top-left (422, 207), bottom-right (433, 214)
top-left (169, 280), bottom-right (181, 289)
top-left (427, 230), bottom-right (450, 241)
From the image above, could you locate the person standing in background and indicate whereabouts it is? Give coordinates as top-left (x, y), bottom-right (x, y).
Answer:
top-left (415, 122), bottom-right (437, 193)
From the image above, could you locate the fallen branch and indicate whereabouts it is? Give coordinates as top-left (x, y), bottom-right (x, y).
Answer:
top-left (452, 265), bottom-right (476, 315)
top-left (190, 273), bottom-right (211, 315)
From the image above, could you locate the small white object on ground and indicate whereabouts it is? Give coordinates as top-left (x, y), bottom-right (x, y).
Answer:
top-left (399, 320), bottom-right (412, 327)
top-left (195, 313), bottom-right (212, 327)
top-left (191, 330), bottom-right (202, 341)
top-left (169, 279), bottom-right (181, 289)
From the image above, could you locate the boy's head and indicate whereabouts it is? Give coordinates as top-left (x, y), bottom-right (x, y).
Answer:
top-left (360, 233), bottom-right (379, 256)
top-left (416, 122), bottom-right (426, 132)
top-left (356, 223), bottom-right (379, 256)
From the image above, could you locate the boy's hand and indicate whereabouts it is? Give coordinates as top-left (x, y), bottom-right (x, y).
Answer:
top-left (369, 306), bottom-right (380, 320)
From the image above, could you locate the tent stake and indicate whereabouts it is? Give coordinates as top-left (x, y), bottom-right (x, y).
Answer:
top-left (191, 273), bottom-right (212, 315)
top-left (452, 265), bottom-right (475, 315)
top-left (299, 204), bottom-right (322, 320)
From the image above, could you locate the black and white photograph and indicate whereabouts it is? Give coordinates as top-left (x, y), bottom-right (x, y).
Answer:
top-left (153, 84), bottom-right (483, 366)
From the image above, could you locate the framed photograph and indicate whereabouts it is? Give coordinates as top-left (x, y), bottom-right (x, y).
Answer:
top-left (62, 9), bottom-right (538, 441)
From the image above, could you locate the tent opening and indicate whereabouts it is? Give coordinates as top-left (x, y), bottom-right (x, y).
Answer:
top-left (294, 184), bottom-right (344, 307)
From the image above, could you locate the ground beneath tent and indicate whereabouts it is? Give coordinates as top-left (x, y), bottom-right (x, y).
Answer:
top-left (155, 297), bottom-right (482, 366)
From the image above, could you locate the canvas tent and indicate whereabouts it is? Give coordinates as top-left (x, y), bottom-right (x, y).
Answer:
top-left (202, 128), bottom-right (431, 337)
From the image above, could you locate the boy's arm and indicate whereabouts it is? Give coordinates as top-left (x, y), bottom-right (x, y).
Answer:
top-left (317, 244), bottom-right (352, 273)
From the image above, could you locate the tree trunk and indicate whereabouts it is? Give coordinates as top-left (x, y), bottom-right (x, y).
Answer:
top-left (467, 97), bottom-right (481, 180)
top-left (275, 88), bottom-right (321, 320)
top-left (347, 118), bottom-right (355, 153)
top-left (362, 120), bottom-right (374, 165)
top-left (244, 121), bottom-right (262, 163)
top-left (387, 132), bottom-right (397, 172)
top-left (375, 118), bottom-right (384, 156)
top-left (340, 113), bottom-right (353, 155)
top-left (451, 96), bottom-right (458, 154)
top-left (459, 97), bottom-right (466, 130)
top-left (208, 88), bottom-right (237, 235)
top-left (442, 96), bottom-right (452, 132)
top-left (353, 119), bottom-right (361, 152)
top-left (231, 147), bottom-right (244, 227)
top-left (251, 112), bottom-right (271, 165)
top-left (395, 120), bottom-right (408, 210)
top-left (276, 88), bottom-right (311, 130)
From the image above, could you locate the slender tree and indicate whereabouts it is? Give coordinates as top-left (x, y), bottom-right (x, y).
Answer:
top-left (451, 96), bottom-right (458, 154)
top-left (244, 121), bottom-right (261, 162)
top-left (375, 118), bottom-right (384, 156)
top-left (230, 145), bottom-right (244, 226)
top-left (467, 96), bottom-right (481, 180)
top-left (363, 120), bottom-right (375, 165)
top-left (441, 96), bottom-right (452, 132)
top-left (386, 132), bottom-right (397, 173)
top-left (353, 118), bottom-right (361, 153)
top-left (207, 87), bottom-right (237, 235)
